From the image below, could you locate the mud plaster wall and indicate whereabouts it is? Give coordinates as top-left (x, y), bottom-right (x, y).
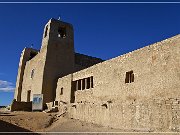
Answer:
top-left (68, 98), bottom-right (180, 132)
top-left (61, 35), bottom-right (180, 131)
top-left (55, 74), bottom-right (72, 104)
top-left (21, 50), bottom-right (46, 102)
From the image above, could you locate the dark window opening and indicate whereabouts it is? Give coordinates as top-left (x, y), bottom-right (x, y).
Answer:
top-left (78, 80), bottom-right (81, 90)
top-left (31, 69), bottom-right (35, 79)
top-left (54, 101), bottom-right (58, 106)
top-left (125, 70), bottom-right (134, 83)
top-left (60, 87), bottom-right (63, 95)
top-left (82, 79), bottom-right (85, 90)
top-left (73, 76), bottom-right (94, 91)
top-left (29, 51), bottom-right (37, 60)
top-left (58, 27), bottom-right (66, 38)
top-left (86, 77), bottom-right (90, 89)
top-left (70, 81), bottom-right (76, 103)
top-left (44, 25), bottom-right (48, 38)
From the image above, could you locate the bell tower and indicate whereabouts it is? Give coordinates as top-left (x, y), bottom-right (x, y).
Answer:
top-left (40, 18), bottom-right (75, 104)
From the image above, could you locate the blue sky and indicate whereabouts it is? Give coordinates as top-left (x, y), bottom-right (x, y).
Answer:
top-left (0, 3), bottom-right (180, 106)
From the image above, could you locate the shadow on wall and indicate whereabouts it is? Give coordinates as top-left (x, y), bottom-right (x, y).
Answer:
top-left (0, 120), bottom-right (39, 134)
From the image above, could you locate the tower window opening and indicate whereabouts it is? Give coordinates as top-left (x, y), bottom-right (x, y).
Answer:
top-left (125, 70), bottom-right (134, 83)
top-left (31, 69), bottom-right (35, 79)
top-left (58, 27), bottom-right (66, 38)
top-left (60, 87), bottom-right (63, 95)
top-left (44, 25), bottom-right (48, 38)
top-left (29, 51), bottom-right (37, 60)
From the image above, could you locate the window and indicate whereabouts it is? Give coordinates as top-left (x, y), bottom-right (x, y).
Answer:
top-left (31, 69), bottom-right (35, 79)
top-left (125, 70), bottom-right (134, 83)
top-left (73, 76), bottom-right (94, 91)
top-left (78, 80), bottom-right (81, 90)
top-left (60, 87), bottom-right (63, 95)
top-left (58, 27), bottom-right (66, 38)
top-left (44, 25), bottom-right (48, 38)
top-left (82, 79), bottom-right (85, 90)
top-left (86, 77), bottom-right (90, 89)
top-left (29, 51), bottom-right (37, 60)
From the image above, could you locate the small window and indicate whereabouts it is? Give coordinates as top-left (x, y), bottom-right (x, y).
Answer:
top-left (78, 80), bottom-right (81, 90)
top-left (60, 87), bottom-right (63, 95)
top-left (125, 70), bottom-right (134, 83)
top-left (31, 69), bottom-right (35, 79)
top-left (44, 25), bottom-right (48, 38)
top-left (82, 79), bottom-right (85, 90)
top-left (58, 27), bottom-right (66, 38)
top-left (86, 77), bottom-right (90, 89)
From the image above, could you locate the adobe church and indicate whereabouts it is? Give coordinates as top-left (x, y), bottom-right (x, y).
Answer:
top-left (13, 18), bottom-right (180, 132)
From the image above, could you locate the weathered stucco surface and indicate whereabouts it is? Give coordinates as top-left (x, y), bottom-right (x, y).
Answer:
top-left (56, 35), bottom-right (180, 132)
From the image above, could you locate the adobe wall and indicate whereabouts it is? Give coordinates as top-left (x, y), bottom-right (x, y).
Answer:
top-left (11, 100), bottom-right (32, 111)
top-left (74, 53), bottom-right (103, 71)
top-left (55, 74), bottom-right (72, 104)
top-left (14, 48), bottom-right (38, 102)
top-left (73, 34), bottom-right (180, 102)
top-left (21, 49), bottom-right (47, 102)
top-left (68, 98), bottom-right (180, 132)
top-left (56, 34), bottom-right (180, 131)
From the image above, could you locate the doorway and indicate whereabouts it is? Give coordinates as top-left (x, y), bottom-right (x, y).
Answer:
top-left (27, 90), bottom-right (31, 102)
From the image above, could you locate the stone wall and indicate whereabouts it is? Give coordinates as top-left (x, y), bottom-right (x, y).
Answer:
top-left (11, 100), bottom-right (32, 111)
top-left (21, 50), bottom-right (46, 102)
top-left (56, 34), bottom-right (180, 131)
top-left (72, 34), bottom-right (180, 102)
top-left (14, 48), bottom-right (38, 102)
top-left (68, 98), bottom-right (180, 132)
top-left (55, 74), bottom-right (72, 104)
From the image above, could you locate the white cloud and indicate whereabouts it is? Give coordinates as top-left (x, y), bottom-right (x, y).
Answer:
top-left (0, 80), bottom-right (15, 92)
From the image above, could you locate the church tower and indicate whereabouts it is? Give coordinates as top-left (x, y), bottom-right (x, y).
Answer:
top-left (14, 18), bottom-right (75, 107)
top-left (40, 18), bottom-right (75, 104)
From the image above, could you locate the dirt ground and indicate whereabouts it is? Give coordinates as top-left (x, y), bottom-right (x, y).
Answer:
top-left (0, 108), bottom-right (179, 135)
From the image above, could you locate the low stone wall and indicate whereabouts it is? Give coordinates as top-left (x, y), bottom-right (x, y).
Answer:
top-left (68, 98), bottom-right (180, 132)
top-left (11, 100), bottom-right (32, 111)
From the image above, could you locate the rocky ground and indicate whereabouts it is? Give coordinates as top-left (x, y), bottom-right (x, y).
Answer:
top-left (0, 107), bottom-right (179, 135)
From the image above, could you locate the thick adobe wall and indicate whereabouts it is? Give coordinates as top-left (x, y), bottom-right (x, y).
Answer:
top-left (14, 48), bottom-right (38, 102)
top-left (55, 74), bottom-right (72, 104)
top-left (66, 34), bottom-right (180, 131)
top-left (73, 34), bottom-right (180, 102)
top-left (21, 51), bottom-right (46, 102)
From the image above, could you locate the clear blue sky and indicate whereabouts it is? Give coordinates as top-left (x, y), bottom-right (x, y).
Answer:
top-left (0, 2), bottom-right (180, 106)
